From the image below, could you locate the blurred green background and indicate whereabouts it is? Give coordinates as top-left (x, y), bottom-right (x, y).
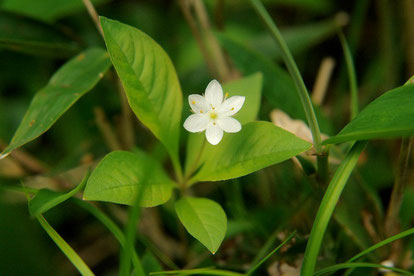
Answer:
top-left (0, 0), bottom-right (413, 275)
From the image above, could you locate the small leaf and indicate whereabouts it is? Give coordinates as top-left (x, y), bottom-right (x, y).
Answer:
top-left (323, 83), bottom-right (414, 144)
top-left (84, 150), bottom-right (175, 207)
top-left (184, 73), bottom-right (263, 174)
top-left (175, 197), bottom-right (227, 254)
top-left (0, 12), bottom-right (79, 57)
top-left (100, 16), bottom-right (182, 160)
top-left (0, 48), bottom-right (111, 158)
top-left (29, 171), bottom-right (90, 217)
top-left (192, 121), bottom-right (312, 182)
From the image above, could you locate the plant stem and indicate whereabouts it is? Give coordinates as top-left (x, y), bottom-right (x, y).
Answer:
top-left (192, 0), bottom-right (233, 82)
top-left (178, 0), bottom-right (219, 79)
top-left (249, 0), bottom-right (322, 154)
top-left (301, 141), bottom-right (367, 276)
top-left (338, 30), bottom-right (359, 120)
top-left (384, 137), bottom-right (413, 253)
top-left (183, 138), bottom-right (207, 189)
top-left (247, 231), bottom-right (296, 275)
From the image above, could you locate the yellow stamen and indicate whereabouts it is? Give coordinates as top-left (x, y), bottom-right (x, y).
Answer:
top-left (192, 101), bottom-right (195, 104)
top-left (200, 110), bottom-right (203, 113)
top-left (225, 92), bottom-right (229, 99)
top-left (210, 113), bottom-right (217, 119)
top-left (231, 107), bottom-right (235, 110)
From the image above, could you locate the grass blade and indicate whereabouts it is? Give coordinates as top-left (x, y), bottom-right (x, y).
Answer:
top-left (247, 231), bottom-right (296, 275)
top-left (300, 141), bottom-right (367, 276)
top-left (348, 227), bottom-right (414, 263)
top-left (338, 30), bottom-right (359, 120)
top-left (36, 214), bottom-right (94, 276)
top-left (248, 0), bottom-right (322, 154)
top-left (314, 262), bottom-right (414, 275)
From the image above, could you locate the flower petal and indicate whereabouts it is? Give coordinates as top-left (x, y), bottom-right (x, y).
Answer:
top-left (184, 114), bottom-right (209, 133)
top-left (205, 124), bottom-right (224, 145)
top-left (189, 94), bottom-right (209, 114)
top-left (217, 117), bottom-right (241, 133)
top-left (218, 96), bottom-right (245, 117)
top-left (205, 80), bottom-right (223, 109)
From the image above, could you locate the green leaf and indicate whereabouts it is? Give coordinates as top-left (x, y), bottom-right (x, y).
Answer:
top-left (83, 150), bottom-right (175, 207)
top-left (184, 73), bottom-right (263, 174)
top-left (175, 197), bottom-right (227, 254)
top-left (0, 0), bottom-right (109, 23)
top-left (191, 121), bottom-right (312, 183)
top-left (324, 84), bottom-right (414, 144)
top-left (100, 16), bottom-right (182, 162)
top-left (0, 48), bottom-right (111, 159)
top-left (0, 12), bottom-right (79, 57)
top-left (29, 171), bottom-right (90, 217)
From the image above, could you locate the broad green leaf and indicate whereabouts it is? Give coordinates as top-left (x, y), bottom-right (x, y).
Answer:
top-left (323, 84), bottom-right (414, 144)
top-left (191, 121), bottom-right (312, 182)
top-left (100, 16), bottom-right (182, 160)
top-left (0, 48), bottom-right (111, 159)
top-left (0, 12), bottom-right (79, 57)
top-left (0, 0), bottom-right (108, 23)
top-left (184, 73), bottom-right (263, 174)
top-left (175, 197), bottom-right (227, 254)
top-left (29, 171), bottom-right (90, 217)
top-left (84, 150), bottom-right (175, 207)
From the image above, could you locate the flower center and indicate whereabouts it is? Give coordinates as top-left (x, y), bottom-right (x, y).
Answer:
top-left (210, 112), bottom-right (218, 120)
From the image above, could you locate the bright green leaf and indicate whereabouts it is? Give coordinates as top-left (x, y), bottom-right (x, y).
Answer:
top-left (0, 48), bottom-right (111, 159)
top-left (184, 73), bottom-right (263, 174)
top-left (175, 197), bottom-right (227, 254)
top-left (84, 150), bottom-right (175, 207)
top-left (100, 16), bottom-right (182, 162)
top-left (29, 171), bottom-right (90, 217)
top-left (0, 0), bottom-right (109, 23)
top-left (323, 84), bottom-right (414, 144)
top-left (191, 121), bottom-right (312, 182)
top-left (0, 12), bottom-right (79, 57)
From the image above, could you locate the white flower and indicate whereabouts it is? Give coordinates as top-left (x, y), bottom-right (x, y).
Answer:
top-left (183, 80), bottom-right (245, 145)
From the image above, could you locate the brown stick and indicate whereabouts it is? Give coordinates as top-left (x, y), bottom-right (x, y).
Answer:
top-left (94, 107), bottom-right (122, 151)
top-left (82, 0), bottom-right (104, 37)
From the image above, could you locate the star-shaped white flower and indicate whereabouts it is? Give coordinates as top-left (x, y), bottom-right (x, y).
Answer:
top-left (183, 80), bottom-right (245, 145)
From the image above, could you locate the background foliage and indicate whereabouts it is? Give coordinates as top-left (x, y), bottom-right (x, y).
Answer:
top-left (0, 0), bottom-right (413, 275)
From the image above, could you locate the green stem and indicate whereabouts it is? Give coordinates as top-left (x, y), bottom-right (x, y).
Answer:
top-left (314, 262), bottom-right (414, 276)
top-left (171, 152), bottom-right (184, 185)
top-left (301, 141), bottom-right (367, 276)
top-left (348, 227), bottom-right (414, 263)
top-left (36, 214), bottom-right (94, 276)
top-left (249, 0), bottom-right (322, 154)
top-left (184, 138), bottom-right (207, 189)
top-left (72, 198), bottom-right (143, 272)
top-left (338, 30), bottom-right (359, 120)
top-left (247, 231), bottom-right (296, 275)
top-left (316, 148), bottom-right (329, 185)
